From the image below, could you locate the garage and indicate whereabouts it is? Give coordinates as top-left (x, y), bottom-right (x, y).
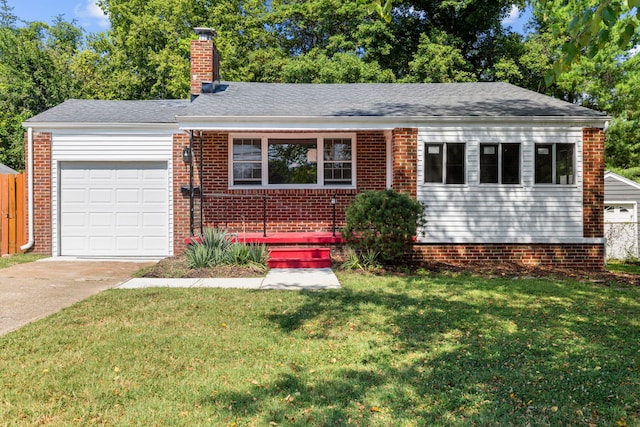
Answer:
top-left (604, 203), bottom-right (637, 260)
top-left (59, 161), bottom-right (169, 257)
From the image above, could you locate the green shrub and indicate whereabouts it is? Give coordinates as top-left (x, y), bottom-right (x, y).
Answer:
top-left (186, 245), bottom-right (215, 268)
top-left (185, 228), bottom-right (268, 269)
top-left (198, 228), bottom-right (232, 252)
top-left (341, 247), bottom-right (381, 271)
top-left (226, 243), bottom-right (251, 265)
top-left (247, 243), bottom-right (268, 265)
top-left (341, 189), bottom-right (425, 264)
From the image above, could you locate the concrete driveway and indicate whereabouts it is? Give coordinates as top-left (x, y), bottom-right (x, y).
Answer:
top-left (0, 259), bottom-right (153, 335)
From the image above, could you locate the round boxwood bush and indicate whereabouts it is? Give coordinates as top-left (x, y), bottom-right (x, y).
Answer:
top-left (341, 189), bottom-right (425, 264)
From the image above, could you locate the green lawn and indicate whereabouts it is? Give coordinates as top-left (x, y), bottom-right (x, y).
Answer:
top-left (0, 253), bottom-right (45, 269)
top-left (607, 260), bottom-right (640, 275)
top-left (1, 271), bottom-right (638, 426)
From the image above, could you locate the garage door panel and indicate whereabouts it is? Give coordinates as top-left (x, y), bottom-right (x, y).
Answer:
top-left (89, 169), bottom-right (114, 181)
top-left (89, 236), bottom-right (114, 251)
top-left (141, 236), bottom-right (168, 251)
top-left (116, 213), bottom-right (140, 227)
top-left (89, 212), bottom-right (113, 227)
top-left (60, 161), bottom-right (169, 257)
top-left (143, 213), bottom-right (166, 227)
top-left (143, 189), bottom-right (167, 205)
top-left (61, 188), bottom-right (87, 204)
top-left (89, 189), bottom-right (113, 203)
top-left (116, 189), bottom-right (141, 204)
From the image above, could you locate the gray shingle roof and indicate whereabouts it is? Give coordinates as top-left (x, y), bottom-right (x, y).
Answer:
top-left (185, 82), bottom-right (606, 118)
top-left (25, 99), bottom-right (190, 123)
top-left (25, 82), bottom-right (607, 124)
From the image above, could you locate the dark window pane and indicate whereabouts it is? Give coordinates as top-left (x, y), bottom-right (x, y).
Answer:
top-left (425, 144), bottom-right (443, 183)
top-left (480, 144), bottom-right (498, 183)
top-left (268, 139), bottom-right (318, 185)
top-left (446, 143), bottom-right (465, 184)
top-left (535, 144), bottom-right (552, 184)
top-left (556, 143), bottom-right (574, 184)
top-left (501, 144), bottom-right (520, 184)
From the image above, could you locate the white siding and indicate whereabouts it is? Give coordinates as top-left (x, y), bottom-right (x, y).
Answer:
top-left (416, 126), bottom-right (585, 243)
top-left (51, 131), bottom-right (175, 256)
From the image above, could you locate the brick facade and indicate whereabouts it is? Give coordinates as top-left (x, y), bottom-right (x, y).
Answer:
top-left (190, 37), bottom-right (219, 96)
top-left (173, 132), bottom-right (191, 254)
top-left (392, 128), bottom-right (418, 197)
top-left (582, 128), bottom-right (605, 239)
top-left (410, 243), bottom-right (605, 270)
top-left (26, 132), bottom-right (52, 254)
top-left (172, 131), bottom-right (388, 250)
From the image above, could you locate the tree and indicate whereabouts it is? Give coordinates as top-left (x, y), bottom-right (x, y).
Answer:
top-left (0, 16), bottom-right (84, 169)
top-left (533, 0), bottom-right (640, 83)
top-left (372, 0), bottom-right (640, 83)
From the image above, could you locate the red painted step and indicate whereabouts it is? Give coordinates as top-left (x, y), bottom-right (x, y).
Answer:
top-left (268, 247), bottom-right (332, 269)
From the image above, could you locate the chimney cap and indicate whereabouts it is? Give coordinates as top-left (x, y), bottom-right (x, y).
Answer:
top-left (194, 27), bottom-right (216, 40)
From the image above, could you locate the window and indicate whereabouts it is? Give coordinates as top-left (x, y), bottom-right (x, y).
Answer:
top-left (425, 143), bottom-right (465, 184)
top-left (268, 138), bottom-right (317, 185)
top-left (324, 138), bottom-right (353, 185)
top-left (231, 135), bottom-right (354, 187)
top-left (480, 143), bottom-right (520, 184)
top-left (535, 143), bottom-right (575, 184)
top-left (232, 138), bottom-right (262, 185)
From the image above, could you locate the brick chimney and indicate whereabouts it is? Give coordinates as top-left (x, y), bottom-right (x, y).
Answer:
top-left (190, 27), bottom-right (220, 97)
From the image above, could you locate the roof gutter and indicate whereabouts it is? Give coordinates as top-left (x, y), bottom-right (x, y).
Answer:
top-left (20, 127), bottom-right (34, 252)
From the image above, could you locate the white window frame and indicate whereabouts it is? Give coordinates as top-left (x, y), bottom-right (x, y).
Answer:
top-left (229, 133), bottom-right (357, 189)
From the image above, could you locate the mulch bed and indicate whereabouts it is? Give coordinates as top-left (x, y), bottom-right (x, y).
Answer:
top-left (140, 256), bottom-right (639, 286)
top-left (415, 261), bottom-right (640, 286)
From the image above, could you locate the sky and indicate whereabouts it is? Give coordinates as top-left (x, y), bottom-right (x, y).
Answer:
top-left (8, 0), bottom-right (109, 34)
top-left (8, 0), bottom-right (532, 36)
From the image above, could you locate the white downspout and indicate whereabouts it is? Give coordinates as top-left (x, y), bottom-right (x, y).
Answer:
top-left (20, 127), bottom-right (34, 251)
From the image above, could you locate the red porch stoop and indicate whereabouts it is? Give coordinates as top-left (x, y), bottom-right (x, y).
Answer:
top-left (268, 247), bottom-right (332, 269)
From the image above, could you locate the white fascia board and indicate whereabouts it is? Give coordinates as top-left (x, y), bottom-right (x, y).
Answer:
top-left (21, 122), bottom-right (180, 133)
top-left (178, 115), bottom-right (609, 131)
top-left (604, 171), bottom-right (640, 191)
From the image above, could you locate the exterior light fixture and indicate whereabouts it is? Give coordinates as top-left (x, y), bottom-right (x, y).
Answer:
top-left (182, 146), bottom-right (192, 163)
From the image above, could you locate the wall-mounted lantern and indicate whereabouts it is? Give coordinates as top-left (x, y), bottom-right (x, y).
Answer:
top-left (182, 146), bottom-right (192, 163)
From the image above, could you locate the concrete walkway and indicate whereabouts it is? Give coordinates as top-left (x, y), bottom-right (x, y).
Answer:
top-left (118, 268), bottom-right (341, 290)
top-left (0, 258), bottom-right (153, 335)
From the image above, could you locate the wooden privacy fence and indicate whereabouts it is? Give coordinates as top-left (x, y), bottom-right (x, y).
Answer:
top-left (0, 173), bottom-right (26, 255)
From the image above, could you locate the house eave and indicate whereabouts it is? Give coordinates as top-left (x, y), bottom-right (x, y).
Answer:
top-left (177, 115), bottom-right (609, 131)
top-left (22, 122), bottom-right (180, 131)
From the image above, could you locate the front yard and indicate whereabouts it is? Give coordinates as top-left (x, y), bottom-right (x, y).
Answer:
top-left (1, 270), bottom-right (638, 426)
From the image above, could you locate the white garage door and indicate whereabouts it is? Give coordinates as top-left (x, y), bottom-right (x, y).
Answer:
top-left (604, 203), bottom-right (637, 260)
top-left (59, 161), bottom-right (169, 257)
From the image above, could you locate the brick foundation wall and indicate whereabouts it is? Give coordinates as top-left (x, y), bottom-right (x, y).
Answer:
top-left (27, 132), bottom-right (52, 254)
top-left (409, 243), bottom-right (605, 270)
